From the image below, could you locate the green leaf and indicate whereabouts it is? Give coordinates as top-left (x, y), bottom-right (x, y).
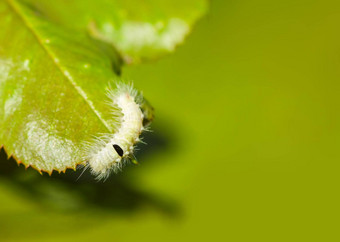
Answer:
top-left (0, 0), bottom-right (149, 173)
top-left (20, 0), bottom-right (208, 63)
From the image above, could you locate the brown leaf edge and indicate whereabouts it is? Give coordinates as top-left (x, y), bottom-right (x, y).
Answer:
top-left (0, 144), bottom-right (78, 176)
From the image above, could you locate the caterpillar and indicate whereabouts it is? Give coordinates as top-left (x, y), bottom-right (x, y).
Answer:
top-left (83, 83), bottom-right (146, 181)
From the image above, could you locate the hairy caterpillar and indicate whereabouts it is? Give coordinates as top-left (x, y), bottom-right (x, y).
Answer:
top-left (83, 83), bottom-right (146, 180)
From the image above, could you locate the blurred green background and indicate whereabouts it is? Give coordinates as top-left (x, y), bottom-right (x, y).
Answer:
top-left (1, 0), bottom-right (340, 241)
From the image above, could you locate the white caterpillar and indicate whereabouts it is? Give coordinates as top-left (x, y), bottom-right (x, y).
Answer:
top-left (83, 83), bottom-right (145, 180)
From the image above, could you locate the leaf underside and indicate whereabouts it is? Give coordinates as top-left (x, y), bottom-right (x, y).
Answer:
top-left (20, 0), bottom-right (208, 63)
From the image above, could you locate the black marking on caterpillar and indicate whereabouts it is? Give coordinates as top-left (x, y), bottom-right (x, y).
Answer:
top-left (113, 144), bottom-right (124, 157)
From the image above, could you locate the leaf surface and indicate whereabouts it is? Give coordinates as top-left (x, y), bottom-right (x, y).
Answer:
top-left (0, 0), bottom-right (128, 173)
